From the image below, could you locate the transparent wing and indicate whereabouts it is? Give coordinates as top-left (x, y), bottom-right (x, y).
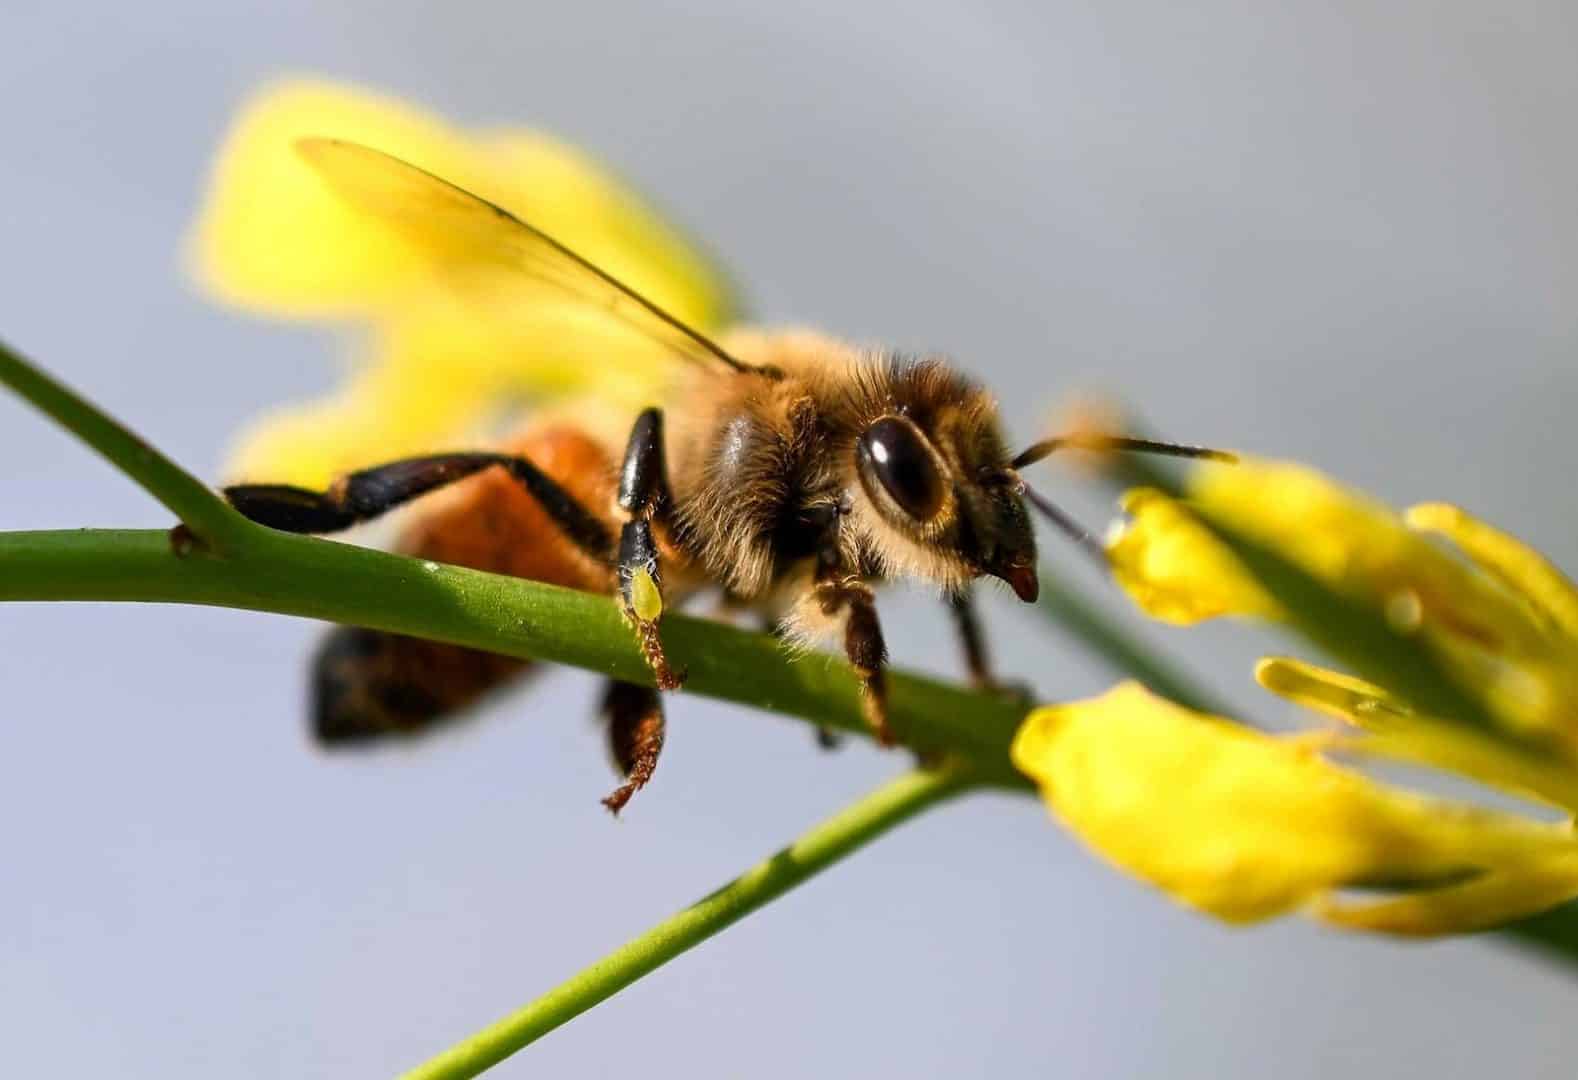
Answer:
top-left (296, 137), bottom-right (756, 374)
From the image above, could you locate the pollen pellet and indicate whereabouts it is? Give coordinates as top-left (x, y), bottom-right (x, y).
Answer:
top-left (631, 566), bottom-right (663, 622)
top-left (1385, 589), bottom-right (1423, 633)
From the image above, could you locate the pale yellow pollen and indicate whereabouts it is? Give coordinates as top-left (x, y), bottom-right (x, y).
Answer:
top-left (630, 566), bottom-right (663, 623)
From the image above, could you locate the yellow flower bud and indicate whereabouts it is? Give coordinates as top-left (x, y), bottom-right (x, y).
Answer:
top-left (1011, 682), bottom-right (1578, 932)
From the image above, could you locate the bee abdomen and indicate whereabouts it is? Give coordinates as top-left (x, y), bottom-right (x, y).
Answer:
top-left (308, 425), bottom-right (620, 744)
top-left (311, 626), bottom-right (530, 744)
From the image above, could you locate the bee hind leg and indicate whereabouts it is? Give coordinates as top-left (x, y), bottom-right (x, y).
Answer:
top-left (616, 408), bottom-right (685, 691)
top-left (601, 680), bottom-right (667, 815)
top-left (224, 452), bottom-right (614, 561)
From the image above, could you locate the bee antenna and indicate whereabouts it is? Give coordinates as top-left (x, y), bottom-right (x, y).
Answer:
top-left (1021, 483), bottom-right (1110, 568)
top-left (1012, 435), bottom-right (1237, 471)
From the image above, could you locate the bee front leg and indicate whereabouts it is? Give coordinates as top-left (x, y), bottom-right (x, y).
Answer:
top-left (947, 587), bottom-right (1032, 702)
top-left (616, 408), bottom-right (684, 691)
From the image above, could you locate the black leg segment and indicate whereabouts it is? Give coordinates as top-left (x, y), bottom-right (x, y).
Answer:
top-left (812, 575), bottom-right (890, 744)
top-left (614, 409), bottom-right (684, 690)
top-left (947, 587), bottom-right (1032, 702)
top-left (948, 588), bottom-right (992, 688)
top-left (224, 452), bottom-right (615, 560)
top-left (618, 407), bottom-right (671, 516)
top-left (224, 483), bottom-right (362, 534)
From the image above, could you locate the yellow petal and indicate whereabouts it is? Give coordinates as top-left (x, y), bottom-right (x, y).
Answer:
top-left (223, 292), bottom-right (678, 486)
top-left (473, 130), bottom-right (737, 331)
top-left (1189, 463), bottom-right (1576, 671)
top-left (1116, 458), bottom-right (1578, 750)
top-left (1011, 682), bottom-right (1576, 924)
top-left (1256, 657), bottom-right (1578, 812)
top-left (1315, 850), bottom-right (1578, 936)
top-left (222, 341), bottom-right (498, 487)
top-left (199, 79), bottom-right (741, 484)
top-left (1407, 502), bottom-right (1578, 640)
top-left (1254, 656), bottom-right (1412, 724)
top-left (1105, 488), bottom-right (1278, 624)
top-left (188, 78), bottom-right (477, 316)
top-left (189, 78), bottom-right (738, 328)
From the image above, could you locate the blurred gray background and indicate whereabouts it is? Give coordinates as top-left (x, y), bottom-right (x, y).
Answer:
top-left (3, 1), bottom-right (1576, 1076)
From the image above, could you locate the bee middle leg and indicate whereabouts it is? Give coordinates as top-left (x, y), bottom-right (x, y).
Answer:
top-left (808, 576), bottom-right (891, 745)
top-left (615, 408), bottom-right (684, 691)
top-left (600, 679), bottom-right (667, 815)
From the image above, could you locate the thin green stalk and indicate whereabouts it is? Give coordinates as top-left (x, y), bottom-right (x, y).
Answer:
top-left (400, 764), bottom-right (974, 1080)
top-left (1035, 560), bottom-right (1233, 717)
top-left (0, 528), bottom-right (1030, 781)
top-left (0, 339), bottom-right (248, 546)
top-left (1503, 903), bottom-right (1578, 966)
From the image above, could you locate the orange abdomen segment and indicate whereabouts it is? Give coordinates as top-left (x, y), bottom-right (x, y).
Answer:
top-left (396, 426), bottom-right (618, 590)
top-left (312, 426), bottom-right (620, 744)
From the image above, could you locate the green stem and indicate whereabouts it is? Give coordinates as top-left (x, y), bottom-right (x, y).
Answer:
top-left (400, 765), bottom-right (973, 1080)
top-left (0, 339), bottom-right (248, 547)
top-left (0, 528), bottom-right (1030, 782)
top-left (1035, 560), bottom-right (1233, 717)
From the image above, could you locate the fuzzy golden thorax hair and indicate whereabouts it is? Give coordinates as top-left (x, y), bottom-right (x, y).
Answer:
top-left (664, 329), bottom-right (1037, 600)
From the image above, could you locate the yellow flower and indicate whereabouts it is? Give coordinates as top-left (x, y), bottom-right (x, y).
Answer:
top-left (188, 78), bottom-right (739, 486)
top-left (1012, 681), bottom-right (1578, 935)
top-left (1107, 488), bottom-right (1280, 623)
top-left (1018, 462), bottom-right (1578, 936)
top-left (1107, 459), bottom-right (1578, 752)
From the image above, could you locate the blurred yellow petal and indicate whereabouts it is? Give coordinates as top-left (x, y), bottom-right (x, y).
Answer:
top-left (1111, 459), bottom-right (1578, 748)
top-left (188, 78), bottom-right (476, 315)
top-left (1254, 655), bottom-right (1411, 724)
top-left (1190, 459), bottom-right (1420, 590)
top-left (1105, 488), bottom-right (1278, 624)
top-left (473, 130), bottom-right (737, 331)
top-left (1256, 657), bottom-right (1578, 812)
top-left (1408, 502), bottom-right (1578, 639)
top-left (1189, 463), bottom-right (1576, 673)
top-left (197, 78), bottom-right (742, 483)
top-left (224, 295), bottom-right (678, 486)
top-left (191, 79), bottom-right (736, 328)
top-left (224, 353), bottom-right (495, 488)
top-left (1315, 851), bottom-right (1578, 937)
top-left (1011, 682), bottom-right (1577, 924)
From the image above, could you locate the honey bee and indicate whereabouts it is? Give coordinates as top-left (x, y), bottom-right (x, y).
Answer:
top-left (225, 139), bottom-right (1226, 813)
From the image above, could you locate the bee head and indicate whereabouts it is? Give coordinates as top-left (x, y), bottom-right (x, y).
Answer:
top-left (847, 360), bottom-right (1038, 601)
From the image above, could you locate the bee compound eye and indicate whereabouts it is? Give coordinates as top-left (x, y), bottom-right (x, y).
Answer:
top-left (856, 416), bottom-right (945, 521)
